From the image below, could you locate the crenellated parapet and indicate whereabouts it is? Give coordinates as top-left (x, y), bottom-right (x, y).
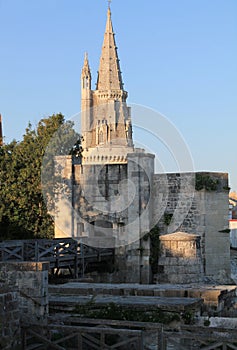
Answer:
top-left (94, 90), bottom-right (128, 101)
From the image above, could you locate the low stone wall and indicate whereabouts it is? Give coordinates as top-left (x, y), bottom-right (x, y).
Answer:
top-left (0, 262), bottom-right (49, 324)
top-left (0, 284), bottom-right (20, 350)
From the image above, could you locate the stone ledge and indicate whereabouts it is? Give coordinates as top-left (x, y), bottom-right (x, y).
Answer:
top-left (49, 294), bottom-right (203, 313)
top-left (160, 232), bottom-right (200, 241)
top-left (0, 261), bottom-right (49, 271)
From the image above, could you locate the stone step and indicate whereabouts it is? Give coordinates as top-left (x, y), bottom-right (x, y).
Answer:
top-left (49, 282), bottom-right (236, 298)
top-left (49, 294), bottom-right (203, 314)
top-left (49, 282), bottom-right (237, 311)
top-left (49, 282), bottom-right (200, 297)
top-left (49, 294), bottom-right (202, 308)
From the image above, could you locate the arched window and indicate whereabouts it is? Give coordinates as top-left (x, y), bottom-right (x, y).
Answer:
top-left (99, 131), bottom-right (104, 144)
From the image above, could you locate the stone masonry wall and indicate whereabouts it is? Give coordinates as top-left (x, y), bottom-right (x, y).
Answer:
top-left (54, 153), bottom-right (230, 284)
top-left (153, 172), bottom-right (231, 283)
top-left (127, 152), bottom-right (155, 284)
top-left (0, 285), bottom-right (20, 350)
top-left (74, 162), bottom-right (129, 247)
top-left (55, 152), bottom-right (155, 284)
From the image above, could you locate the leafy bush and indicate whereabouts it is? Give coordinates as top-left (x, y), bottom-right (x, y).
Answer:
top-left (195, 174), bottom-right (219, 191)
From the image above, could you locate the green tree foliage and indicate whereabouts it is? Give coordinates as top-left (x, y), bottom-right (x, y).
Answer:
top-left (0, 113), bottom-right (81, 240)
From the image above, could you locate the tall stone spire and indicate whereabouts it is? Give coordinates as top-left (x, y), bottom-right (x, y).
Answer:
top-left (81, 5), bottom-right (133, 157)
top-left (96, 8), bottom-right (124, 91)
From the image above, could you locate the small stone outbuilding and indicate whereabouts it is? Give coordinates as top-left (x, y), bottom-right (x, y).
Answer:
top-left (157, 232), bottom-right (202, 284)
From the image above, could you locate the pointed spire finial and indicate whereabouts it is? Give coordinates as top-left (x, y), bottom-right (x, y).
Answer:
top-left (108, 0), bottom-right (112, 9)
top-left (84, 52), bottom-right (88, 64)
top-left (96, 2), bottom-right (124, 91)
top-left (83, 52), bottom-right (90, 68)
top-left (82, 51), bottom-right (91, 79)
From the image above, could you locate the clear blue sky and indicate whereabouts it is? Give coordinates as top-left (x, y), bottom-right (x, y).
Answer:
top-left (0, 0), bottom-right (237, 190)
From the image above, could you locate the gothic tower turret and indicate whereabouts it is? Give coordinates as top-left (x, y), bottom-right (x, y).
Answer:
top-left (81, 53), bottom-right (92, 147)
top-left (81, 53), bottom-right (91, 102)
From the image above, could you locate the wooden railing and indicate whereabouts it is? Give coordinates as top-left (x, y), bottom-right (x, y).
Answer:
top-left (21, 323), bottom-right (143, 350)
top-left (21, 318), bottom-right (237, 350)
top-left (0, 238), bottom-right (114, 277)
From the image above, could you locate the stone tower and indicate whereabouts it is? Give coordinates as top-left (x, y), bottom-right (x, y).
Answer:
top-left (54, 5), bottom-right (231, 284)
top-left (81, 8), bottom-right (133, 164)
top-left (54, 6), bottom-right (155, 283)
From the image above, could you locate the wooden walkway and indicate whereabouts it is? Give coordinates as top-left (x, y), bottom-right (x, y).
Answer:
top-left (0, 238), bottom-right (114, 277)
